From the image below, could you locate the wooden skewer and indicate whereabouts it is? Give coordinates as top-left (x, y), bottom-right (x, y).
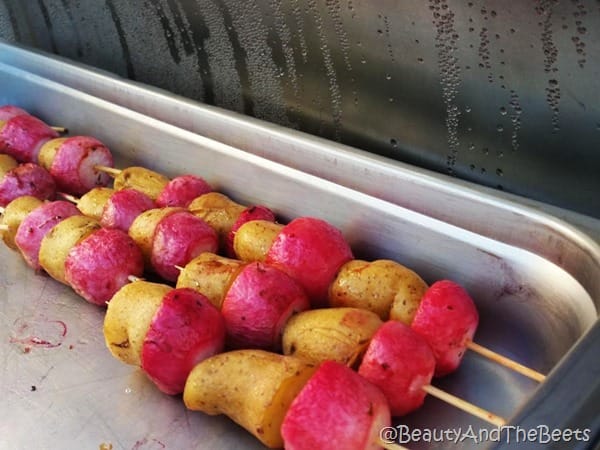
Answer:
top-left (127, 275), bottom-right (143, 283)
top-left (467, 341), bottom-right (546, 382)
top-left (0, 206), bottom-right (5, 215)
top-left (58, 192), bottom-right (80, 204)
top-left (0, 223), bottom-right (9, 232)
top-left (51, 126), bottom-right (68, 133)
top-left (422, 384), bottom-right (506, 427)
top-left (95, 165), bottom-right (122, 177)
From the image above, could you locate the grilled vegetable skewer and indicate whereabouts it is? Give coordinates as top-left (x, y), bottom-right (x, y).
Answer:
top-left (235, 218), bottom-right (546, 382)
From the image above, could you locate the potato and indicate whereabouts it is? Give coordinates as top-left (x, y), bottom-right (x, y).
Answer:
top-left (0, 154), bottom-right (18, 178)
top-left (128, 206), bottom-right (183, 269)
top-left (175, 252), bottom-right (245, 309)
top-left (233, 219), bottom-right (283, 262)
top-left (282, 308), bottom-right (383, 367)
top-left (188, 192), bottom-right (245, 243)
top-left (103, 280), bottom-right (172, 366)
top-left (113, 166), bottom-right (170, 200)
top-left (183, 349), bottom-right (317, 449)
top-left (39, 215), bottom-right (101, 284)
top-left (0, 195), bottom-right (43, 250)
top-left (37, 137), bottom-right (68, 171)
top-left (77, 187), bottom-right (115, 219)
top-left (329, 259), bottom-right (428, 323)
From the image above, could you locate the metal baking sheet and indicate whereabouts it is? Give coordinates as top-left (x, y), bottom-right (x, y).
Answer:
top-left (0, 62), bottom-right (598, 450)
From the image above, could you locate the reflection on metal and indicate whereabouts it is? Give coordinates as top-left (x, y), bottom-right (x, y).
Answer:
top-left (0, 0), bottom-right (598, 216)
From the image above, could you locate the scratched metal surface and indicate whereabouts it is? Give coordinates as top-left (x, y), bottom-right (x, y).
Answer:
top-left (0, 251), bottom-right (263, 450)
top-left (0, 63), bottom-right (598, 449)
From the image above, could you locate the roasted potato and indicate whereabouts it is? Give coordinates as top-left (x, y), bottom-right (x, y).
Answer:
top-left (183, 349), bottom-right (317, 448)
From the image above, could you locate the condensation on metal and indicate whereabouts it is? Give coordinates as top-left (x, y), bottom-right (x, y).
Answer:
top-left (0, 0), bottom-right (599, 217)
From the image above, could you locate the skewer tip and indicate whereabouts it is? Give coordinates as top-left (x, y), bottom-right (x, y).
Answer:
top-left (467, 341), bottom-right (546, 383)
top-left (422, 384), bottom-right (507, 427)
top-left (127, 275), bottom-right (144, 283)
top-left (51, 126), bottom-right (68, 133)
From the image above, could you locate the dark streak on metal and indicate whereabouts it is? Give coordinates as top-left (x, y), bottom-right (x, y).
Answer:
top-left (174, 0), bottom-right (214, 104)
top-left (58, 0), bottom-right (84, 57)
top-left (104, 0), bottom-right (136, 79)
top-left (35, 0), bottom-right (58, 53)
top-left (150, 0), bottom-right (182, 64)
top-left (4, 0), bottom-right (22, 41)
top-left (215, 0), bottom-right (254, 116)
top-left (165, 0), bottom-right (194, 56)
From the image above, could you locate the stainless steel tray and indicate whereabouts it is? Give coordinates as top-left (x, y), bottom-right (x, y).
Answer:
top-left (1, 61), bottom-right (598, 450)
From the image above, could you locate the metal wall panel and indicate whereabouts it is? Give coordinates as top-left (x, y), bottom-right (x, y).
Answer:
top-left (0, 0), bottom-right (598, 217)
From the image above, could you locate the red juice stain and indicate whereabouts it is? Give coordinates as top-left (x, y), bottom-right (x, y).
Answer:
top-left (9, 317), bottom-right (67, 349)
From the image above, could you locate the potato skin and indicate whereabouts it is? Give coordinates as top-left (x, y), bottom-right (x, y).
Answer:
top-left (183, 349), bottom-right (317, 449)
top-left (77, 187), bottom-right (115, 220)
top-left (233, 219), bottom-right (282, 262)
top-left (329, 259), bottom-right (428, 323)
top-left (39, 215), bottom-right (101, 284)
top-left (0, 195), bottom-right (43, 250)
top-left (113, 166), bottom-right (170, 200)
top-left (104, 281), bottom-right (172, 366)
top-left (282, 308), bottom-right (383, 367)
top-left (176, 252), bottom-right (245, 309)
top-left (38, 138), bottom-right (67, 171)
top-left (128, 207), bottom-right (183, 270)
top-left (0, 153), bottom-right (18, 178)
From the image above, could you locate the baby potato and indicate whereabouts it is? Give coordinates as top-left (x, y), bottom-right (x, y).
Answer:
top-left (128, 206), bottom-right (182, 269)
top-left (188, 192), bottom-right (245, 241)
top-left (176, 252), bottom-right (246, 308)
top-left (76, 187), bottom-right (115, 220)
top-left (0, 195), bottom-right (43, 250)
top-left (233, 219), bottom-right (283, 262)
top-left (113, 166), bottom-right (170, 200)
top-left (39, 215), bottom-right (101, 284)
top-left (282, 308), bottom-right (383, 367)
top-left (104, 280), bottom-right (172, 366)
top-left (183, 349), bottom-right (317, 449)
top-left (329, 259), bottom-right (428, 323)
top-left (0, 154), bottom-right (18, 178)
top-left (37, 137), bottom-right (68, 171)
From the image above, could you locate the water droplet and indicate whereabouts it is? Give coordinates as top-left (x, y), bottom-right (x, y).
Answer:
top-left (390, 138), bottom-right (398, 147)
top-left (497, 124), bottom-right (504, 132)
top-left (465, 106), bottom-right (472, 113)
top-left (496, 168), bottom-right (504, 176)
top-left (417, 57), bottom-right (424, 63)
top-left (499, 107), bottom-right (507, 115)
top-left (125, 387), bottom-right (132, 394)
top-left (385, 74), bottom-right (392, 80)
